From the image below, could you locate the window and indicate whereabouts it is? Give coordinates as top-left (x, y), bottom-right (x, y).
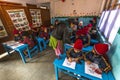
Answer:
top-left (98, 9), bottom-right (120, 44)
top-left (108, 9), bottom-right (120, 44)
top-left (99, 11), bottom-right (110, 32)
top-left (104, 9), bottom-right (118, 38)
top-left (98, 11), bottom-right (105, 28)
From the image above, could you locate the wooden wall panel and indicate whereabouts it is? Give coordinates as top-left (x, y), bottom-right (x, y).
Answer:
top-left (26, 3), bottom-right (37, 8)
top-left (0, 1), bottom-right (30, 54)
top-left (26, 4), bottom-right (40, 26)
top-left (40, 8), bottom-right (51, 27)
top-left (27, 4), bottom-right (51, 27)
top-left (0, 1), bottom-right (51, 54)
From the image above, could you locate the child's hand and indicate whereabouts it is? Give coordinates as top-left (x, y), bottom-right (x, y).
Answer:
top-left (68, 57), bottom-right (72, 62)
top-left (74, 58), bottom-right (79, 62)
top-left (43, 37), bottom-right (46, 40)
top-left (86, 61), bottom-right (91, 65)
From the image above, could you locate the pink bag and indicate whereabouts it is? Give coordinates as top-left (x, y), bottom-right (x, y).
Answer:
top-left (55, 40), bottom-right (63, 56)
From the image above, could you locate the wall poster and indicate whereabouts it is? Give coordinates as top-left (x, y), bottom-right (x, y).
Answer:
top-left (7, 9), bottom-right (30, 31)
top-left (29, 9), bottom-right (42, 28)
top-left (0, 19), bottom-right (8, 38)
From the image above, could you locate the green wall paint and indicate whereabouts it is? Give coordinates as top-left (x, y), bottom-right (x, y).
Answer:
top-left (118, 28), bottom-right (120, 34)
top-left (108, 31), bottom-right (120, 80)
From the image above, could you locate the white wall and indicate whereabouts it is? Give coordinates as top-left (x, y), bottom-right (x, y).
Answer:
top-left (3, 0), bottom-right (37, 6)
top-left (2, 0), bottom-right (105, 18)
top-left (50, 0), bottom-right (104, 17)
top-left (36, 0), bottom-right (50, 3)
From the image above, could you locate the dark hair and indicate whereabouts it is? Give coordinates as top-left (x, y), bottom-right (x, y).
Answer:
top-left (22, 31), bottom-right (29, 37)
top-left (89, 20), bottom-right (93, 24)
top-left (55, 19), bottom-right (59, 22)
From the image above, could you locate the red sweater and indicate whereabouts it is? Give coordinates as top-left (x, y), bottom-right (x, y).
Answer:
top-left (22, 37), bottom-right (35, 48)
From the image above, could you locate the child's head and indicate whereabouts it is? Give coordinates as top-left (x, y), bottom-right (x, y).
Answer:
top-left (40, 25), bottom-right (46, 31)
top-left (50, 24), bottom-right (54, 29)
top-left (55, 20), bottom-right (59, 25)
top-left (13, 29), bottom-right (19, 36)
top-left (70, 21), bottom-right (75, 28)
top-left (93, 43), bottom-right (109, 55)
top-left (74, 39), bottom-right (83, 53)
top-left (87, 23), bottom-right (92, 31)
top-left (79, 21), bottom-right (83, 26)
top-left (92, 17), bottom-right (97, 23)
top-left (22, 31), bottom-right (29, 39)
top-left (44, 27), bottom-right (47, 33)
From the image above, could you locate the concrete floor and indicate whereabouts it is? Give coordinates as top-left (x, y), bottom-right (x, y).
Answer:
top-left (0, 47), bottom-right (76, 80)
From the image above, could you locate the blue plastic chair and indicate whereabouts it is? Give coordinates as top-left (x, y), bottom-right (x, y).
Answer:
top-left (36, 37), bottom-right (47, 52)
top-left (90, 39), bottom-right (99, 44)
top-left (29, 45), bottom-right (39, 58)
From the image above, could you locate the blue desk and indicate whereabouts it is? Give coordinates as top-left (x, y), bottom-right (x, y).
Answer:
top-left (53, 55), bottom-right (115, 80)
top-left (2, 40), bottom-right (31, 63)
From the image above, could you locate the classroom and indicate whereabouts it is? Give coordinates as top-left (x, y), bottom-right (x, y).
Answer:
top-left (0, 0), bottom-right (120, 80)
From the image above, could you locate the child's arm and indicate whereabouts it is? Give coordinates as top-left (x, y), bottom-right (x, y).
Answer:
top-left (74, 57), bottom-right (81, 62)
top-left (66, 48), bottom-right (72, 58)
top-left (84, 52), bottom-right (92, 64)
top-left (66, 48), bottom-right (74, 62)
top-left (99, 56), bottom-right (111, 72)
top-left (74, 55), bottom-right (83, 62)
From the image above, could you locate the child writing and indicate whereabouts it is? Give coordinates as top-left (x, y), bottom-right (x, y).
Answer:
top-left (66, 39), bottom-right (84, 63)
top-left (76, 28), bottom-right (91, 47)
top-left (84, 43), bottom-right (111, 73)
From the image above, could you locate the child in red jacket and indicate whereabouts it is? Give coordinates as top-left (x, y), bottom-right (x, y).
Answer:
top-left (13, 29), bottom-right (23, 42)
top-left (21, 31), bottom-right (35, 49)
top-left (39, 26), bottom-right (49, 40)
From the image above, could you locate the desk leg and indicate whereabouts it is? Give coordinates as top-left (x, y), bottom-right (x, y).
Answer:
top-left (43, 39), bottom-right (46, 49)
top-left (17, 50), bottom-right (26, 64)
top-left (27, 47), bottom-right (32, 58)
top-left (39, 42), bottom-right (43, 52)
top-left (54, 65), bottom-right (59, 80)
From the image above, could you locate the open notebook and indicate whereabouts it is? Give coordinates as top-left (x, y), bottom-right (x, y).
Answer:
top-left (85, 62), bottom-right (102, 79)
top-left (62, 58), bottom-right (76, 69)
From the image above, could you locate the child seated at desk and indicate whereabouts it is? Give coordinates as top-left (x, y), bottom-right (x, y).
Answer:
top-left (66, 39), bottom-right (84, 63)
top-left (21, 31), bottom-right (35, 49)
top-left (84, 43), bottom-right (111, 73)
top-left (13, 29), bottom-right (23, 42)
top-left (39, 26), bottom-right (49, 41)
top-left (76, 28), bottom-right (91, 47)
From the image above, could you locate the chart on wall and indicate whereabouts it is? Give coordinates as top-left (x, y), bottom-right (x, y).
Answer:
top-left (0, 19), bottom-right (8, 38)
top-left (7, 9), bottom-right (30, 31)
top-left (29, 9), bottom-right (42, 28)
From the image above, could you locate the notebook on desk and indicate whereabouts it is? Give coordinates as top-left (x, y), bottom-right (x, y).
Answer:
top-left (62, 58), bottom-right (76, 69)
top-left (10, 43), bottom-right (24, 49)
top-left (4, 41), bottom-right (24, 49)
top-left (85, 62), bottom-right (102, 79)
